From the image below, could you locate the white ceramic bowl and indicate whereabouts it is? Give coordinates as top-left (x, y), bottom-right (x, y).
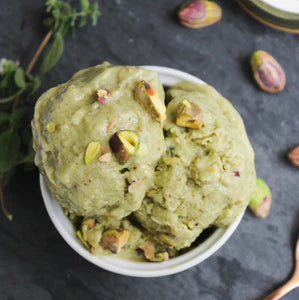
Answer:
top-left (40, 66), bottom-right (244, 277)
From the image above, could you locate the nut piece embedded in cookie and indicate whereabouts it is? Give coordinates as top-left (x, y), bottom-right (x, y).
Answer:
top-left (138, 241), bottom-right (156, 259)
top-left (97, 89), bottom-right (111, 104)
top-left (128, 179), bottom-right (143, 194)
top-left (99, 152), bottom-right (112, 164)
top-left (46, 121), bottom-right (56, 133)
top-left (138, 241), bottom-right (169, 262)
top-left (109, 130), bottom-right (139, 164)
top-left (176, 99), bottom-right (203, 129)
top-left (85, 141), bottom-right (101, 166)
top-left (101, 229), bottom-right (130, 254)
top-left (149, 251), bottom-right (169, 262)
top-left (76, 230), bottom-right (91, 249)
top-left (134, 80), bottom-right (166, 123)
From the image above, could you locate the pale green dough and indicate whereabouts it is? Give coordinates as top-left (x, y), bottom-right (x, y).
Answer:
top-left (32, 62), bottom-right (165, 219)
top-left (33, 65), bottom-right (256, 259)
top-left (134, 81), bottom-right (256, 250)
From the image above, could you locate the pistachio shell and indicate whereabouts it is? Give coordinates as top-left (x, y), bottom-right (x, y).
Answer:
top-left (250, 50), bottom-right (286, 93)
top-left (85, 141), bottom-right (100, 166)
top-left (288, 145), bottom-right (299, 167)
top-left (76, 230), bottom-right (91, 249)
top-left (109, 130), bottom-right (139, 164)
top-left (249, 178), bottom-right (272, 218)
top-left (178, 0), bottom-right (222, 29)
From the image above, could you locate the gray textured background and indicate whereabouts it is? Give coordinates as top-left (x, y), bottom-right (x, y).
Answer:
top-left (0, 0), bottom-right (298, 299)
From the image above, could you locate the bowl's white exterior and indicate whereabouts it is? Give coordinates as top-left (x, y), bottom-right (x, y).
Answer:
top-left (40, 66), bottom-right (244, 277)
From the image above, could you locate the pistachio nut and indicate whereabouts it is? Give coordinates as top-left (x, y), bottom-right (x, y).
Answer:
top-left (251, 50), bottom-right (286, 93)
top-left (288, 145), bottom-right (299, 167)
top-left (176, 99), bottom-right (203, 129)
top-left (85, 141), bottom-right (100, 166)
top-left (46, 121), bottom-right (56, 133)
top-left (109, 130), bottom-right (139, 164)
top-left (178, 0), bottom-right (222, 29)
top-left (101, 229), bottom-right (130, 254)
top-left (134, 80), bottom-right (166, 123)
top-left (249, 177), bottom-right (272, 218)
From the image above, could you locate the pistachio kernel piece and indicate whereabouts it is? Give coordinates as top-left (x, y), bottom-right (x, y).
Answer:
top-left (76, 230), bottom-right (91, 249)
top-left (134, 80), bottom-right (166, 123)
top-left (249, 178), bottom-right (272, 218)
top-left (46, 121), bottom-right (56, 133)
top-left (138, 241), bottom-right (156, 259)
top-left (178, 0), bottom-right (222, 29)
top-left (109, 130), bottom-right (139, 164)
top-left (128, 179), bottom-right (143, 194)
top-left (176, 99), bottom-right (203, 129)
top-left (149, 251), bottom-right (169, 262)
top-left (251, 50), bottom-right (286, 93)
top-left (82, 218), bottom-right (95, 229)
top-left (97, 89), bottom-right (111, 104)
top-left (101, 229), bottom-right (130, 254)
top-left (85, 141), bottom-right (101, 166)
top-left (99, 152), bottom-right (112, 164)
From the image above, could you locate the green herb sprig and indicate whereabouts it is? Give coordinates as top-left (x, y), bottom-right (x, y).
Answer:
top-left (0, 0), bottom-right (100, 220)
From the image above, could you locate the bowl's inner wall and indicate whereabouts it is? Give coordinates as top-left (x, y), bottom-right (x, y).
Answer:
top-left (40, 66), bottom-right (244, 277)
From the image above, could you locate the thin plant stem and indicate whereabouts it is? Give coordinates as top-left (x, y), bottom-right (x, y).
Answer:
top-left (11, 0), bottom-right (72, 112)
top-left (26, 29), bottom-right (54, 75)
top-left (11, 29), bottom-right (53, 113)
top-left (0, 174), bottom-right (13, 221)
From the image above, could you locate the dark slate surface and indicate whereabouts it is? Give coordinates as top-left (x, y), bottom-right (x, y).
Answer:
top-left (0, 0), bottom-right (298, 299)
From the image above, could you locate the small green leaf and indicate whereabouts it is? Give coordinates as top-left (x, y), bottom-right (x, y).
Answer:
top-left (40, 32), bottom-right (64, 75)
top-left (43, 17), bottom-right (55, 29)
top-left (2, 61), bottom-right (18, 74)
top-left (91, 3), bottom-right (100, 26)
top-left (10, 108), bottom-right (24, 130)
top-left (30, 76), bottom-right (41, 94)
top-left (91, 2), bottom-right (101, 26)
top-left (14, 67), bottom-right (26, 88)
top-left (46, 0), bottom-right (57, 12)
top-left (79, 16), bottom-right (87, 27)
top-left (80, 0), bottom-right (90, 12)
top-left (0, 73), bottom-right (13, 90)
top-left (0, 113), bottom-right (10, 126)
top-left (0, 88), bottom-right (24, 104)
top-left (26, 74), bottom-right (41, 94)
top-left (0, 130), bottom-right (21, 173)
top-left (2, 168), bottom-right (15, 187)
top-left (57, 21), bottom-right (68, 37)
